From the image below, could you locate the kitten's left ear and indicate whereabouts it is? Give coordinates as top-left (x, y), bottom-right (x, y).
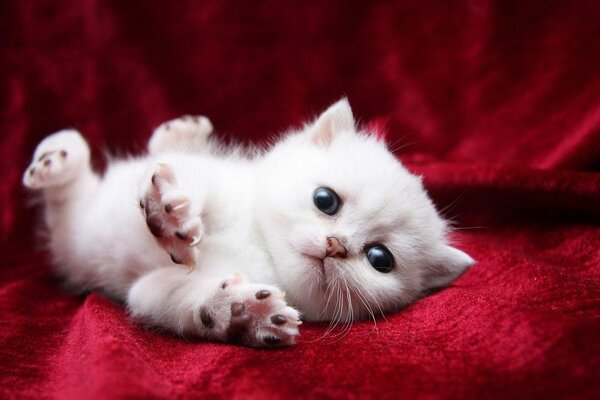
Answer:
top-left (422, 245), bottom-right (475, 290)
top-left (308, 98), bottom-right (355, 147)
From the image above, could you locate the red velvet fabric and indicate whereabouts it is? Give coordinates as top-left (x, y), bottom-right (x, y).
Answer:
top-left (1, 1), bottom-right (599, 398)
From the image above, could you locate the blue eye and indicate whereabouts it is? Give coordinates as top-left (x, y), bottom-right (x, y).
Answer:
top-left (313, 187), bottom-right (341, 216)
top-left (366, 245), bottom-right (395, 273)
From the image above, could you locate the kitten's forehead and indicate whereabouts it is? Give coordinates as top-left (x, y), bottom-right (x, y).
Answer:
top-left (324, 136), bottom-right (425, 208)
top-left (315, 133), bottom-right (440, 239)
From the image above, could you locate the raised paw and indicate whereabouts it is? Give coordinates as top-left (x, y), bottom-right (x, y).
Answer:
top-left (23, 130), bottom-right (90, 189)
top-left (205, 275), bottom-right (301, 347)
top-left (141, 163), bottom-right (203, 268)
top-left (148, 115), bottom-right (214, 155)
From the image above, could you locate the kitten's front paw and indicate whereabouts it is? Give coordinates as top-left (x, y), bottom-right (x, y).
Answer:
top-left (141, 164), bottom-right (203, 268)
top-left (208, 275), bottom-right (301, 347)
top-left (23, 130), bottom-right (90, 189)
top-left (148, 115), bottom-right (213, 154)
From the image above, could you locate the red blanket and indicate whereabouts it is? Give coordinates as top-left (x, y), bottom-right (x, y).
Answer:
top-left (1, 1), bottom-right (598, 398)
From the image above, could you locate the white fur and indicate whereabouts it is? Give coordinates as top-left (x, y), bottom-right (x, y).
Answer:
top-left (23, 99), bottom-right (474, 347)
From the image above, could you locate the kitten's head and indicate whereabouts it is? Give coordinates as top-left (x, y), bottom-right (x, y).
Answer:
top-left (257, 99), bottom-right (474, 322)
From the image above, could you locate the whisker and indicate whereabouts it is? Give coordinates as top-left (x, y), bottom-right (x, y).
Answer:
top-left (322, 279), bottom-right (342, 338)
top-left (331, 283), bottom-right (346, 338)
top-left (452, 226), bottom-right (488, 230)
top-left (343, 281), bottom-right (354, 337)
top-left (319, 275), bottom-right (336, 321)
top-left (328, 280), bottom-right (353, 341)
top-left (361, 282), bottom-right (388, 323)
top-left (438, 194), bottom-right (463, 218)
top-left (388, 140), bottom-right (417, 154)
top-left (348, 280), bottom-right (378, 334)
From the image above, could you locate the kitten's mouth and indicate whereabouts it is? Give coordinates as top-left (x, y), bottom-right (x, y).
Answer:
top-left (304, 255), bottom-right (325, 275)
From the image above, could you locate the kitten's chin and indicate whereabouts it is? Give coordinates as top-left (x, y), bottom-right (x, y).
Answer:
top-left (277, 255), bottom-right (330, 320)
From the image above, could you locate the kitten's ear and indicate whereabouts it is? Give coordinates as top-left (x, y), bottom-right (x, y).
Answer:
top-left (422, 245), bottom-right (475, 290)
top-left (308, 98), bottom-right (355, 147)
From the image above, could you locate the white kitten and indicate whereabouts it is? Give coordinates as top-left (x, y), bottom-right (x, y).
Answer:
top-left (23, 99), bottom-right (474, 347)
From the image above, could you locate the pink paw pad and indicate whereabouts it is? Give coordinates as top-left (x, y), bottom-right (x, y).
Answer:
top-left (141, 164), bottom-right (203, 268)
top-left (215, 276), bottom-right (302, 347)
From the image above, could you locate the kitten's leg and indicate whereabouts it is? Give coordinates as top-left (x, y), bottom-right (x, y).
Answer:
top-left (128, 269), bottom-right (301, 347)
top-left (148, 115), bottom-right (213, 155)
top-left (140, 163), bottom-right (203, 269)
top-left (23, 130), bottom-right (100, 256)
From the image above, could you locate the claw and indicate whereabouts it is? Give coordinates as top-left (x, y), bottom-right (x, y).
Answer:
top-left (171, 203), bottom-right (187, 212)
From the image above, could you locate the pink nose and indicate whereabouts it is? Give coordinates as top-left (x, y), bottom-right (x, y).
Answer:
top-left (326, 237), bottom-right (347, 258)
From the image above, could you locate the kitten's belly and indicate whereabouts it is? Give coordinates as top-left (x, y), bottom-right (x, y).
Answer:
top-left (57, 156), bottom-right (275, 299)
top-left (65, 155), bottom-right (271, 299)
top-left (67, 158), bottom-right (168, 298)
top-left (195, 232), bottom-right (275, 284)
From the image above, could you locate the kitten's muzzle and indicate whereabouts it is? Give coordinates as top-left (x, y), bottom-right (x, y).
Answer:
top-left (326, 237), bottom-right (347, 258)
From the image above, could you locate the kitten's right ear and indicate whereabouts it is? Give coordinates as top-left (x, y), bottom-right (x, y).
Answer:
top-left (422, 245), bottom-right (475, 290)
top-left (307, 98), bottom-right (355, 147)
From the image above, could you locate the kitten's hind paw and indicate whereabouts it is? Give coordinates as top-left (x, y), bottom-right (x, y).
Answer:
top-left (23, 130), bottom-right (90, 189)
top-left (141, 164), bottom-right (204, 269)
top-left (148, 115), bottom-right (213, 155)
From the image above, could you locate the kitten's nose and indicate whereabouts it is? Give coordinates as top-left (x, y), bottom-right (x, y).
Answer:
top-left (326, 237), bottom-right (347, 258)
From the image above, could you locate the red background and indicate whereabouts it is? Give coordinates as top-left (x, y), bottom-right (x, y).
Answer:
top-left (1, 1), bottom-right (599, 398)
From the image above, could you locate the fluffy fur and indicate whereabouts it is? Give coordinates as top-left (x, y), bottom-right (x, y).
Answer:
top-left (22, 99), bottom-right (474, 347)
